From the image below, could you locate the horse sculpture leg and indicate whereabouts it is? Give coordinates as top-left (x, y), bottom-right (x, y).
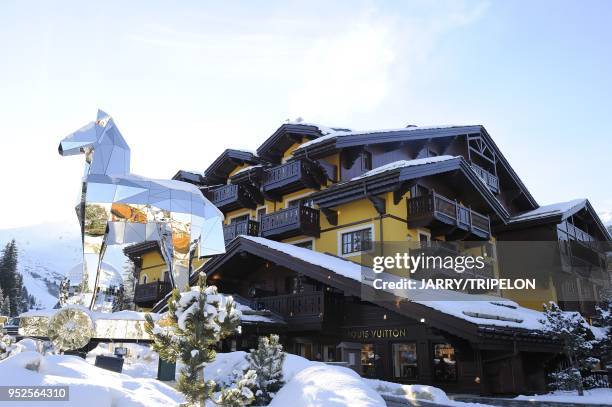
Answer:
top-left (81, 202), bottom-right (111, 309)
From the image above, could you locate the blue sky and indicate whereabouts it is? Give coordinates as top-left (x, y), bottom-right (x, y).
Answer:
top-left (0, 0), bottom-right (610, 228)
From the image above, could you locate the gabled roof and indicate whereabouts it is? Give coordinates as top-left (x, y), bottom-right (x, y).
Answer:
top-left (204, 149), bottom-right (262, 184)
top-left (172, 170), bottom-right (207, 186)
top-left (256, 122), bottom-right (350, 163)
top-left (310, 156), bottom-right (511, 222)
top-left (292, 124), bottom-right (538, 210)
top-left (199, 236), bottom-right (559, 346)
top-left (509, 199), bottom-right (612, 240)
top-left (123, 241), bottom-right (161, 258)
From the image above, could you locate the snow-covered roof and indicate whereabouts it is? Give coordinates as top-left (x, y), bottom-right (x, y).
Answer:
top-left (234, 298), bottom-right (286, 326)
top-left (351, 156), bottom-right (457, 181)
top-left (239, 236), bottom-right (550, 332)
top-left (510, 199), bottom-right (587, 223)
top-left (295, 124), bottom-right (473, 151)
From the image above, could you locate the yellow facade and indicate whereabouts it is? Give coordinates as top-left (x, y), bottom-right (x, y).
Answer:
top-left (138, 250), bottom-right (166, 285)
top-left (136, 138), bottom-right (550, 313)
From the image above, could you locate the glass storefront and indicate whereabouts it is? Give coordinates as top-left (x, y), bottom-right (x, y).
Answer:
top-left (361, 344), bottom-right (376, 376)
top-left (433, 343), bottom-right (457, 381)
top-left (392, 342), bottom-right (418, 379)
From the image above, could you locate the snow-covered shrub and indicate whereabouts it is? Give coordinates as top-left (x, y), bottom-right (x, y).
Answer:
top-left (540, 302), bottom-right (598, 395)
top-left (215, 369), bottom-right (257, 406)
top-left (548, 368), bottom-right (583, 391)
top-left (145, 273), bottom-right (241, 406)
top-left (246, 334), bottom-right (285, 405)
top-left (0, 326), bottom-right (14, 360)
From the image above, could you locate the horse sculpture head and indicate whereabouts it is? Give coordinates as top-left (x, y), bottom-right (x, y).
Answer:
top-left (58, 110), bottom-right (130, 176)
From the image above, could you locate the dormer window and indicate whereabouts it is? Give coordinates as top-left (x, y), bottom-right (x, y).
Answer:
top-left (361, 151), bottom-right (372, 171)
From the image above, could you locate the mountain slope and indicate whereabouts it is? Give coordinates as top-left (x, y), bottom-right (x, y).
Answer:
top-left (0, 222), bottom-right (126, 309)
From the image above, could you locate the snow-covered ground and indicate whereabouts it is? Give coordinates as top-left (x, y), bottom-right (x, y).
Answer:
top-left (4, 340), bottom-right (611, 406)
top-left (515, 388), bottom-right (612, 405)
top-left (203, 350), bottom-right (492, 407)
top-left (0, 349), bottom-right (184, 407)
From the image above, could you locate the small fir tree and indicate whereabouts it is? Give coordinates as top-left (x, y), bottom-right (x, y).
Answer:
top-left (540, 302), bottom-right (598, 396)
top-left (145, 273), bottom-right (241, 407)
top-left (246, 334), bottom-right (285, 405)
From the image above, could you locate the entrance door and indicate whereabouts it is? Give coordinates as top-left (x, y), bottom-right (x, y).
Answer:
top-left (296, 343), bottom-right (313, 360)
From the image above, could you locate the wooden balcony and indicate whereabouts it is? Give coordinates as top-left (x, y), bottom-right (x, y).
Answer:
top-left (407, 192), bottom-right (491, 239)
top-left (471, 163), bottom-right (499, 194)
top-left (254, 291), bottom-right (343, 331)
top-left (134, 281), bottom-right (172, 307)
top-left (223, 220), bottom-right (259, 243)
top-left (206, 184), bottom-right (260, 211)
top-left (260, 205), bottom-right (320, 240)
top-left (262, 159), bottom-right (325, 198)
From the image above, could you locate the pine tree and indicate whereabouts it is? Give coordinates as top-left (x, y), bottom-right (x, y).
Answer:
top-left (540, 302), bottom-right (598, 395)
top-left (145, 273), bottom-right (241, 407)
top-left (0, 287), bottom-right (9, 316)
top-left (595, 291), bottom-right (611, 370)
top-left (119, 261), bottom-right (136, 310)
top-left (0, 241), bottom-right (20, 316)
top-left (245, 334), bottom-right (285, 405)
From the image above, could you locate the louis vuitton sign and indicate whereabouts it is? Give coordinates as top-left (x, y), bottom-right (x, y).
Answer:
top-left (346, 327), bottom-right (408, 340)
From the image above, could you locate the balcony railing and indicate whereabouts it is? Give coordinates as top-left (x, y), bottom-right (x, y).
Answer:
top-left (223, 220), bottom-right (259, 242)
top-left (407, 192), bottom-right (491, 239)
top-left (260, 205), bottom-right (320, 239)
top-left (471, 163), bottom-right (499, 193)
top-left (254, 291), bottom-right (342, 329)
top-left (134, 281), bottom-right (172, 306)
top-left (262, 159), bottom-right (324, 196)
top-left (206, 184), bottom-right (258, 211)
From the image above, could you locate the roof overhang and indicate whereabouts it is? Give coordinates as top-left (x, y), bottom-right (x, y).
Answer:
top-left (196, 236), bottom-right (558, 348)
top-left (204, 149), bottom-right (262, 184)
top-left (504, 199), bottom-right (612, 240)
top-left (310, 156), bottom-right (510, 223)
top-left (256, 123), bottom-right (325, 163)
top-left (294, 125), bottom-right (538, 210)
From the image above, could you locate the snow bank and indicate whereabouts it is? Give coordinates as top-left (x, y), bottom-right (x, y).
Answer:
top-left (0, 350), bottom-right (184, 406)
top-left (271, 364), bottom-right (385, 407)
top-left (203, 351), bottom-right (249, 386)
top-left (366, 379), bottom-right (490, 406)
top-left (86, 343), bottom-right (160, 379)
top-left (206, 352), bottom-right (385, 407)
top-left (515, 388), bottom-right (612, 405)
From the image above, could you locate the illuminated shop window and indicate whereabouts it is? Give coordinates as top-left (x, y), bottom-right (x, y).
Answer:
top-left (433, 343), bottom-right (457, 381)
top-left (392, 342), bottom-right (418, 379)
top-left (361, 344), bottom-right (376, 376)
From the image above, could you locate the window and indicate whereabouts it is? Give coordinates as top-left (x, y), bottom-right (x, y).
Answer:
top-left (293, 240), bottom-right (313, 250)
top-left (231, 214), bottom-right (249, 224)
top-left (341, 228), bottom-right (372, 255)
top-left (256, 207), bottom-right (266, 221)
top-left (393, 343), bottom-right (418, 379)
top-left (361, 151), bottom-right (372, 171)
top-left (432, 343), bottom-right (457, 381)
top-left (361, 344), bottom-right (376, 376)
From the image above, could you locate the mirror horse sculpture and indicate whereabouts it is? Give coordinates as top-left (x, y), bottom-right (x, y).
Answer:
top-left (58, 110), bottom-right (225, 310)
